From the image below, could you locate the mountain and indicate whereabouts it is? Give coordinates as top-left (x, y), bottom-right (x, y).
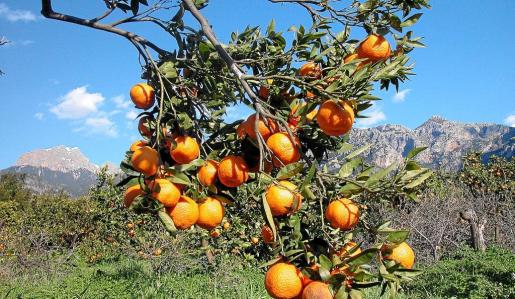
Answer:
top-left (0, 146), bottom-right (118, 197)
top-left (1, 117), bottom-right (513, 197)
top-left (347, 116), bottom-right (514, 170)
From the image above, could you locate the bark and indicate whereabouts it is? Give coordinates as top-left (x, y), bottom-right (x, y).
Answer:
top-left (460, 209), bottom-right (487, 252)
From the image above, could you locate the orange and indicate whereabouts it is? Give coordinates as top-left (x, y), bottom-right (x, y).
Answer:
top-left (302, 281), bottom-right (332, 299)
top-left (138, 116), bottom-right (153, 138)
top-left (261, 225), bottom-right (274, 243)
top-left (170, 136), bottom-right (200, 164)
top-left (217, 155), bottom-right (249, 187)
top-left (131, 146), bottom-right (159, 176)
top-left (265, 181), bottom-right (302, 217)
top-left (325, 198), bottom-right (360, 230)
top-left (130, 140), bottom-right (147, 152)
top-left (248, 157), bottom-right (274, 173)
top-left (210, 229), bottom-right (221, 238)
top-left (356, 34), bottom-right (391, 61)
top-left (259, 85), bottom-right (270, 99)
top-left (196, 197), bottom-right (225, 229)
top-left (197, 160), bottom-right (218, 186)
top-left (223, 222), bottom-right (231, 230)
top-left (265, 262), bottom-right (303, 299)
top-left (148, 178), bottom-right (181, 207)
top-left (300, 264), bottom-right (319, 287)
top-left (123, 184), bottom-right (145, 207)
top-left (344, 53), bottom-right (359, 63)
top-left (266, 132), bottom-right (301, 167)
top-left (316, 100), bottom-right (354, 136)
top-left (168, 196), bottom-right (199, 230)
top-left (338, 241), bottom-right (362, 258)
top-left (383, 242), bottom-right (415, 269)
top-left (130, 83), bottom-right (155, 109)
top-left (236, 121), bottom-right (247, 139)
top-left (245, 113), bottom-right (278, 140)
top-left (299, 61), bottom-right (322, 79)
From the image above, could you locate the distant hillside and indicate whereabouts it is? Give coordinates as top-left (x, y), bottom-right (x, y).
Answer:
top-left (348, 116), bottom-right (514, 170)
top-left (1, 117), bottom-right (513, 196)
top-left (0, 146), bottom-right (118, 197)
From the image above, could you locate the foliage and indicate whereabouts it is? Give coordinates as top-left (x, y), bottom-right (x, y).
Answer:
top-left (459, 152), bottom-right (514, 198)
top-left (41, 0), bottom-right (435, 296)
top-left (406, 246), bottom-right (515, 299)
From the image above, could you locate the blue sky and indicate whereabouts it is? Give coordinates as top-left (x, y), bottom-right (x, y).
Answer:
top-left (0, 0), bottom-right (514, 169)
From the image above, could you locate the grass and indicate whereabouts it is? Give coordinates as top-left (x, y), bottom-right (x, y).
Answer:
top-left (0, 256), bottom-right (429, 299)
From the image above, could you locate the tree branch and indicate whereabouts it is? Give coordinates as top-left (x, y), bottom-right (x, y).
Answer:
top-left (41, 0), bottom-right (169, 57)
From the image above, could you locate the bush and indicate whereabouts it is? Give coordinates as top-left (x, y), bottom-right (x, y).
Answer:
top-left (406, 246), bottom-right (515, 299)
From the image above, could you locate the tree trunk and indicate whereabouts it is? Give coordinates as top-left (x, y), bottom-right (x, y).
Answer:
top-left (460, 209), bottom-right (487, 252)
top-left (201, 238), bottom-right (214, 264)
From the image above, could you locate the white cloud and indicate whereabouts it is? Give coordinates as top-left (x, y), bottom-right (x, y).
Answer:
top-left (504, 114), bottom-right (515, 127)
top-left (0, 3), bottom-right (37, 22)
top-left (75, 117), bottom-right (118, 138)
top-left (357, 107), bottom-right (386, 127)
top-left (125, 110), bottom-right (138, 120)
top-left (50, 86), bottom-right (104, 119)
top-left (34, 112), bottom-right (44, 120)
top-left (393, 89), bottom-right (411, 103)
top-left (113, 95), bottom-right (131, 109)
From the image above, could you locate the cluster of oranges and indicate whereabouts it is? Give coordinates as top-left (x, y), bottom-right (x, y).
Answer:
top-left (123, 33), bottom-right (414, 299)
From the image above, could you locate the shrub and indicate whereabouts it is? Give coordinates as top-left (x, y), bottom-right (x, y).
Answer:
top-left (406, 246), bottom-right (515, 299)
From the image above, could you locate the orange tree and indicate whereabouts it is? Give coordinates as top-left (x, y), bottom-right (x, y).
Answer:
top-left (41, 0), bottom-right (432, 298)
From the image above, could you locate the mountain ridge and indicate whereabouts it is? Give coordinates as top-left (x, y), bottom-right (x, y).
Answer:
top-left (1, 116), bottom-right (513, 196)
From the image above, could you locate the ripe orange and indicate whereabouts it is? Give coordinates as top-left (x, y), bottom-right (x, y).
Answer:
top-left (138, 116), bottom-right (153, 138)
top-left (210, 229), bottom-right (221, 238)
top-left (261, 225), bottom-right (274, 243)
top-left (265, 262), bottom-right (303, 299)
top-left (168, 196), bottom-right (199, 230)
top-left (196, 197), bottom-right (225, 229)
top-left (130, 83), bottom-right (155, 109)
top-left (265, 181), bottom-right (302, 217)
top-left (259, 85), bottom-right (270, 99)
top-left (356, 34), bottom-right (391, 62)
top-left (149, 178), bottom-right (181, 207)
top-left (170, 136), bottom-right (200, 164)
top-left (123, 184), bottom-right (145, 207)
top-left (245, 113), bottom-right (278, 141)
top-left (383, 242), bottom-right (415, 269)
top-left (338, 241), bottom-right (362, 258)
top-left (302, 281), bottom-right (332, 299)
top-left (344, 53), bottom-right (359, 63)
top-left (300, 264), bottom-right (319, 287)
top-left (248, 157), bottom-right (274, 173)
top-left (236, 121), bottom-right (247, 139)
top-left (131, 146), bottom-right (159, 176)
top-left (325, 198), bottom-right (360, 230)
top-left (316, 100), bottom-right (355, 136)
top-left (299, 61), bottom-right (322, 79)
top-left (130, 140), bottom-right (147, 152)
top-left (197, 160), bottom-right (218, 186)
top-left (266, 132), bottom-right (301, 167)
top-left (217, 155), bottom-right (249, 187)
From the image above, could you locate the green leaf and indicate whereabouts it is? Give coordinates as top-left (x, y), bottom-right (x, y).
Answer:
top-left (334, 287), bottom-right (349, 299)
top-left (349, 289), bottom-right (363, 299)
top-left (406, 146), bottom-right (427, 159)
top-left (166, 171), bottom-right (192, 185)
top-left (130, 0), bottom-right (139, 15)
top-left (401, 13), bottom-right (423, 27)
top-left (339, 183), bottom-right (362, 196)
top-left (259, 256), bottom-right (282, 268)
top-left (390, 15), bottom-right (402, 32)
top-left (386, 230), bottom-right (410, 244)
top-left (319, 254), bottom-right (333, 272)
top-left (276, 162), bottom-right (304, 179)
top-left (339, 158), bottom-right (362, 178)
top-left (262, 194), bottom-right (277, 243)
top-left (365, 163), bottom-right (397, 187)
top-left (347, 249), bottom-right (379, 267)
top-left (267, 19), bottom-right (276, 35)
top-left (168, 159), bottom-right (204, 172)
top-left (404, 170), bottom-right (433, 189)
top-left (346, 144), bottom-right (371, 159)
top-left (158, 208), bottom-right (176, 232)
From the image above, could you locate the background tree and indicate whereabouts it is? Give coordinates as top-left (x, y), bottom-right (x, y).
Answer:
top-left (41, 0), bottom-right (432, 297)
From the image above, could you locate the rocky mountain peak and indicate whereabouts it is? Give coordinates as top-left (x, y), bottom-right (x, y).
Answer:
top-left (15, 145), bottom-right (99, 173)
